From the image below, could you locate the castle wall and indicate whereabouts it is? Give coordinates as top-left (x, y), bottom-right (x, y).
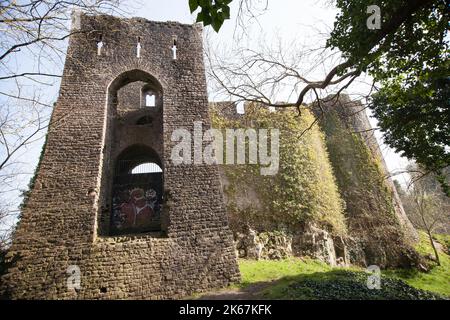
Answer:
top-left (210, 104), bottom-right (348, 266)
top-left (1, 14), bottom-right (239, 299)
top-left (210, 99), bottom-right (419, 268)
top-left (311, 96), bottom-right (418, 267)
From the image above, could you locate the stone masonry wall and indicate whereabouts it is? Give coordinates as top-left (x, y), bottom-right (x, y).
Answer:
top-left (1, 13), bottom-right (240, 299)
top-left (311, 95), bottom-right (419, 267)
top-left (211, 100), bottom-right (419, 268)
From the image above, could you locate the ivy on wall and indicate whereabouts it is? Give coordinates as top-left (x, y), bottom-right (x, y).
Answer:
top-left (317, 108), bottom-right (417, 266)
top-left (19, 133), bottom-right (48, 214)
top-left (319, 110), bottom-right (398, 228)
top-left (211, 105), bottom-right (347, 236)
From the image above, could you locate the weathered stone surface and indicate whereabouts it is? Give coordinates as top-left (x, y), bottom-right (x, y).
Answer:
top-left (292, 224), bottom-right (337, 266)
top-left (311, 95), bottom-right (419, 268)
top-left (235, 226), bottom-right (343, 265)
top-left (235, 229), bottom-right (293, 260)
top-left (0, 13), bottom-right (240, 299)
top-left (212, 98), bottom-right (419, 268)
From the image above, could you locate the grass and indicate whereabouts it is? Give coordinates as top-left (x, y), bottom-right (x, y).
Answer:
top-left (237, 257), bottom-right (333, 288)
top-left (433, 233), bottom-right (450, 253)
top-left (228, 232), bottom-right (449, 299)
top-left (383, 231), bottom-right (450, 297)
top-left (195, 232), bottom-right (448, 300)
top-left (235, 258), bottom-right (442, 300)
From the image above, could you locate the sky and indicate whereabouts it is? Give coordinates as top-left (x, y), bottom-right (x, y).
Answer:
top-left (124, 0), bottom-right (410, 182)
top-left (1, 0), bottom-right (412, 230)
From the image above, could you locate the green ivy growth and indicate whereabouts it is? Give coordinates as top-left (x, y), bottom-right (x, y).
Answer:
top-left (210, 105), bottom-right (347, 236)
top-left (319, 110), bottom-right (398, 226)
top-left (19, 133), bottom-right (48, 214)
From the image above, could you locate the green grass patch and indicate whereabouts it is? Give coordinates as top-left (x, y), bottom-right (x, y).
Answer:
top-left (196, 232), bottom-right (449, 300)
top-left (383, 231), bottom-right (450, 297)
top-left (236, 258), bottom-right (442, 300)
top-left (232, 232), bottom-right (449, 299)
top-left (237, 258), bottom-right (333, 288)
top-left (433, 233), bottom-right (450, 253)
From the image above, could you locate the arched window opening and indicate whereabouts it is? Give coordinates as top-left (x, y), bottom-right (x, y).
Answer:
top-left (140, 82), bottom-right (160, 109)
top-left (145, 93), bottom-right (155, 107)
top-left (236, 101), bottom-right (245, 114)
top-left (111, 70), bottom-right (162, 111)
top-left (110, 145), bottom-right (163, 235)
top-left (102, 70), bottom-right (164, 237)
top-left (131, 162), bottom-right (162, 174)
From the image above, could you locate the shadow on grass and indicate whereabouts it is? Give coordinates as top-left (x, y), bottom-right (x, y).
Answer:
top-left (199, 269), bottom-right (444, 300)
top-left (258, 269), bottom-right (444, 300)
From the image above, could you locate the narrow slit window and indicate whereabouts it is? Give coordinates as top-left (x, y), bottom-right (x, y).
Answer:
top-left (171, 36), bottom-right (177, 60)
top-left (97, 34), bottom-right (103, 56)
top-left (136, 37), bottom-right (141, 58)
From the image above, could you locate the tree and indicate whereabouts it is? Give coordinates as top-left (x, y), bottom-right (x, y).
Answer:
top-left (395, 165), bottom-right (449, 265)
top-left (192, 0), bottom-right (449, 193)
top-left (410, 186), bottom-right (444, 265)
top-left (328, 0), bottom-right (449, 194)
top-left (0, 0), bottom-right (132, 246)
top-left (189, 0), bottom-right (232, 32)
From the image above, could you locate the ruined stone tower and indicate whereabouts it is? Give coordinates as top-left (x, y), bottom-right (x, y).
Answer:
top-left (1, 13), bottom-right (240, 299)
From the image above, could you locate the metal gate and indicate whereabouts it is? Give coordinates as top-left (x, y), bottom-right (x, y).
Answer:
top-left (110, 159), bottom-right (163, 235)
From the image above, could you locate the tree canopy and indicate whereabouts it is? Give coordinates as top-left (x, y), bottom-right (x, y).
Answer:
top-left (328, 0), bottom-right (449, 184)
top-left (189, 0), bottom-right (231, 32)
top-left (193, 0), bottom-right (449, 193)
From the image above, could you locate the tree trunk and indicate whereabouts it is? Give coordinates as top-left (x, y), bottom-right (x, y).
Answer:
top-left (427, 230), bottom-right (440, 266)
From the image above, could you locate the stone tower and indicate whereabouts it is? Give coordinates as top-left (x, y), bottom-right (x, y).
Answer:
top-left (1, 13), bottom-right (240, 299)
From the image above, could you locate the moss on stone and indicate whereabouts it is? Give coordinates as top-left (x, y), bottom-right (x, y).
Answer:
top-left (316, 107), bottom-right (416, 266)
top-left (211, 105), bottom-right (346, 236)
